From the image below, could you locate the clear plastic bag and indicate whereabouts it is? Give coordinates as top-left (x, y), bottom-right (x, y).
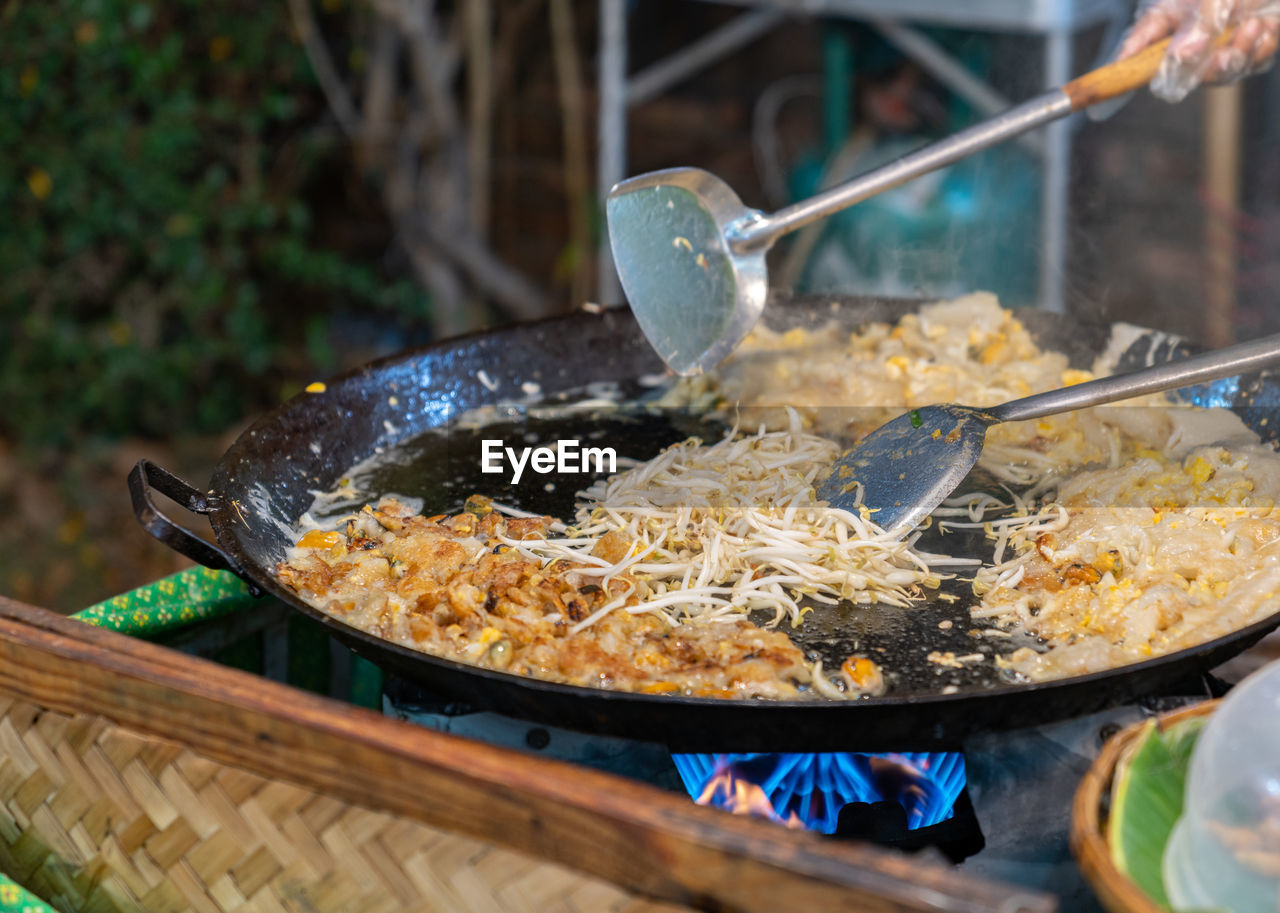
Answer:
top-left (1163, 659), bottom-right (1280, 912)
top-left (1120, 0), bottom-right (1280, 101)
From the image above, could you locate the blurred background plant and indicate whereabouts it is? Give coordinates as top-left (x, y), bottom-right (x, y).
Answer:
top-left (0, 0), bottom-right (446, 450)
top-left (0, 0), bottom-right (583, 609)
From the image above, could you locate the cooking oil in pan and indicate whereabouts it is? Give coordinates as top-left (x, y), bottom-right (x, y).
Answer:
top-left (305, 404), bottom-right (1032, 699)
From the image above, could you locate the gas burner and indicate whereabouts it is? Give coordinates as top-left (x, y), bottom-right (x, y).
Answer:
top-left (381, 670), bottom-right (1225, 896)
top-left (381, 675), bottom-right (985, 858)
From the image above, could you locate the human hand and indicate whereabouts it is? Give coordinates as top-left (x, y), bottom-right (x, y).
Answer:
top-left (1118, 0), bottom-right (1280, 102)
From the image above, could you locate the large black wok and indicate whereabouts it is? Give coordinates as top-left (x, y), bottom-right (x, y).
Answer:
top-left (131, 295), bottom-right (1280, 751)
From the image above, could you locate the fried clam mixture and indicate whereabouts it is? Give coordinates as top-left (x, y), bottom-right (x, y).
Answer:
top-left (658, 292), bottom-right (1231, 486)
top-left (275, 498), bottom-right (851, 699)
top-left (974, 444), bottom-right (1280, 681)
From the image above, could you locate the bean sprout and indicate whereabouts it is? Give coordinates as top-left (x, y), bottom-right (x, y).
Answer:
top-left (500, 415), bottom-right (950, 631)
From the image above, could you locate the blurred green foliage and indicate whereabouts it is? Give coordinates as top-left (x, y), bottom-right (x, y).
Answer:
top-left (0, 0), bottom-right (433, 449)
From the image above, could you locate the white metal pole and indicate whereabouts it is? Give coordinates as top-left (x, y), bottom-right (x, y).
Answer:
top-left (597, 0), bottom-right (627, 306)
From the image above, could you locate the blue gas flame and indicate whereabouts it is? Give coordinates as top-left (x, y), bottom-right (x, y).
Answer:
top-left (671, 751), bottom-right (966, 834)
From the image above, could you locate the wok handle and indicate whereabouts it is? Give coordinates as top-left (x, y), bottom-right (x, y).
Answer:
top-left (128, 460), bottom-right (262, 596)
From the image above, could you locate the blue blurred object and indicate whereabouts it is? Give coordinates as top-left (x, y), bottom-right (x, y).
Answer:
top-left (787, 25), bottom-right (1041, 306)
top-left (671, 751), bottom-right (966, 834)
top-left (789, 140), bottom-right (1041, 305)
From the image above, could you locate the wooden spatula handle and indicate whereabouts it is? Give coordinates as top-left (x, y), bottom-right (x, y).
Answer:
top-left (1063, 26), bottom-right (1239, 110)
top-left (1064, 38), bottom-right (1173, 109)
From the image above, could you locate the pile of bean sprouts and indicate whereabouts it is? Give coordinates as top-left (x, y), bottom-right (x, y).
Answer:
top-left (498, 411), bottom-right (978, 633)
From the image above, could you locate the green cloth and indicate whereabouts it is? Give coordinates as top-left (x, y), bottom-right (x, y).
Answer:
top-left (73, 566), bottom-right (256, 634)
top-left (73, 567), bottom-right (383, 707)
top-left (0, 874), bottom-right (55, 913)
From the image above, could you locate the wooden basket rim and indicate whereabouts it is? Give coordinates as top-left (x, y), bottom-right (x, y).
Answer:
top-left (1070, 700), bottom-right (1219, 913)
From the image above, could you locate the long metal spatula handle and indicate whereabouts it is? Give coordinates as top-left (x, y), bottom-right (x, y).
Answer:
top-left (991, 332), bottom-right (1280, 425)
top-left (728, 36), bottom-right (1177, 254)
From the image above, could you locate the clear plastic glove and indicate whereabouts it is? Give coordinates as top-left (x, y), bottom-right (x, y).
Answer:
top-left (1118, 0), bottom-right (1280, 102)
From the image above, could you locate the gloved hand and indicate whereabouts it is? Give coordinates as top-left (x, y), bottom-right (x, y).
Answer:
top-left (1118, 0), bottom-right (1280, 102)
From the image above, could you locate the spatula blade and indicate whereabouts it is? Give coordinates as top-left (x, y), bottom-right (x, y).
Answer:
top-left (817, 405), bottom-right (995, 534)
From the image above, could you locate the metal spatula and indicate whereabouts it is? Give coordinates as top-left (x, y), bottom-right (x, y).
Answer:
top-left (815, 332), bottom-right (1280, 534)
top-left (606, 39), bottom-right (1174, 376)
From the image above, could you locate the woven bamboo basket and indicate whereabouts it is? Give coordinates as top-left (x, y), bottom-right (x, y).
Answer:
top-left (0, 595), bottom-right (1046, 913)
top-left (0, 695), bottom-right (698, 913)
top-left (1070, 700), bottom-right (1219, 913)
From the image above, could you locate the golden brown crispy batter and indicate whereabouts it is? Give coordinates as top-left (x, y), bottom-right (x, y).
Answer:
top-left (276, 498), bottom-right (813, 699)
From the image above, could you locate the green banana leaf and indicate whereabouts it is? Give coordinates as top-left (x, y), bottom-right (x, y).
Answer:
top-left (1107, 714), bottom-right (1206, 909)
